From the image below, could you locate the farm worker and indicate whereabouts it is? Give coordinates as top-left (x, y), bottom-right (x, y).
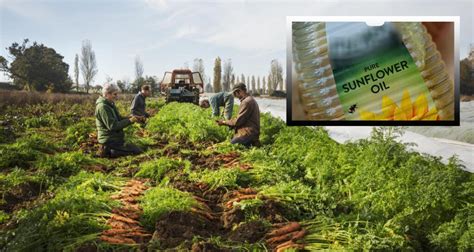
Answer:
top-left (130, 84), bottom-right (152, 118)
top-left (199, 92), bottom-right (234, 120)
top-left (95, 83), bottom-right (144, 158)
top-left (216, 83), bottom-right (260, 147)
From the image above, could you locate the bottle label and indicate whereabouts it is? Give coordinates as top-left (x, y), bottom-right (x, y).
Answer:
top-left (327, 22), bottom-right (438, 120)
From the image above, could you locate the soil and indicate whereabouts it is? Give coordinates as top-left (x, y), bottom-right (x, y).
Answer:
top-left (0, 181), bottom-right (42, 213)
top-left (152, 211), bottom-right (222, 249)
top-left (227, 220), bottom-right (268, 243)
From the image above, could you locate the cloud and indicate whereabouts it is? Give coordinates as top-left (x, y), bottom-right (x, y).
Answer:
top-left (174, 25), bottom-right (199, 38)
top-left (0, 0), bottom-right (52, 20)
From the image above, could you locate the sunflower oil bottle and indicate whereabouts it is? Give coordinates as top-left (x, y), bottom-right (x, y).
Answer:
top-left (292, 21), bottom-right (454, 121)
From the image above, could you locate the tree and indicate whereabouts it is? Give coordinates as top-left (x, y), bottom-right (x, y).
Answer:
top-left (144, 76), bottom-right (158, 95)
top-left (279, 76), bottom-right (284, 91)
top-left (213, 57), bottom-right (222, 92)
top-left (257, 76), bottom-right (261, 93)
top-left (269, 59), bottom-right (283, 91)
top-left (222, 58), bottom-right (233, 92)
top-left (267, 75), bottom-right (272, 94)
top-left (460, 57), bottom-right (474, 95)
top-left (135, 56), bottom-right (144, 81)
top-left (205, 83), bottom-right (213, 93)
top-left (193, 58), bottom-right (206, 83)
top-left (133, 56), bottom-right (145, 93)
top-left (80, 40), bottom-right (98, 94)
top-left (262, 77), bottom-right (266, 94)
top-left (231, 74), bottom-right (235, 89)
top-left (247, 76), bottom-right (250, 87)
top-left (74, 54), bottom-right (79, 91)
top-left (251, 75), bottom-right (256, 93)
top-left (240, 74), bottom-right (245, 85)
top-left (116, 80), bottom-right (126, 92)
top-left (0, 39), bottom-right (71, 92)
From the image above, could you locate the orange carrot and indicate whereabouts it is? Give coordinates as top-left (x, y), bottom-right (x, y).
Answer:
top-left (266, 222), bottom-right (301, 238)
top-left (100, 235), bottom-right (135, 244)
top-left (276, 242), bottom-right (305, 252)
top-left (110, 214), bottom-right (140, 224)
top-left (225, 194), bottom-right (260, 208)
top-left (266, 229), bottom-right (307, 246)
top-left (190, 207), bottom-right (216, 221)
top-left (239, 188), bottom-right (258, 195)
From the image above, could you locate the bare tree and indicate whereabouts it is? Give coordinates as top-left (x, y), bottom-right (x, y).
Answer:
top-left (80, 40), bottom-right (98, 94)
top-left (193, 58), bottom-right (206, 83)
top-left (267, 75), bottom-right (272, 94)
top-left (251, 75), bottom-right (256, 93)
top-left (213, 57), bottom-right (222, 92)
top-left (257, 76), bottom-right (261, 93)
top-left (269, 59), bottom-right (283, 91)
top-left (74, 54), bottom-right (79, 91)
top-left (135, 56), bottom-right (144, 81)
top-left (105, 75), bottom-right (113, 84)
top-left (231, 74), bottom-right (235, 89)
top-left (222, 58), bottom-right (233, 92)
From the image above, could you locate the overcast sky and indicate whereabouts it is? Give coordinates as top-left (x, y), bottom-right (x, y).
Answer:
top-left (0, 0), bottom-right (472, 85)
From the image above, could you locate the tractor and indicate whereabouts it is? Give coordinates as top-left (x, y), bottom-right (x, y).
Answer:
top-left (160, 69), bottom-right (204, 105)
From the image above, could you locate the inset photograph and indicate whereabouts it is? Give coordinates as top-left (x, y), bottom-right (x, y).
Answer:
top-left (288, 17), bottom-right (459, 125)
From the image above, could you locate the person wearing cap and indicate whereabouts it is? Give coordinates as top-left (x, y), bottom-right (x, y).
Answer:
top-left (95, 83), bottom-right (144, 158)
top-left (216, 83), bottom-right (260, 147)
top-left (130, 85), bottom-right (152, 118)
top-left (199, 92), bottom-right (234, 120)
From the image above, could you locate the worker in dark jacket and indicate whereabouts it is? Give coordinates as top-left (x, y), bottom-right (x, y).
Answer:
top-left (130, 85), bottom-right (151, 118)
top-left (200, 92), bottom-right (234, 120)
top-left (216, 83), bottom-right (260, 147)
top-left (96, 83), bottom-right (144, 158)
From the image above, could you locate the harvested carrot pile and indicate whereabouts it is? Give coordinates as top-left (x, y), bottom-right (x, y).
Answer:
top-left (100, 179), bottom-right (151, 245)
top-left (265, 222), bottom-right (307, 251)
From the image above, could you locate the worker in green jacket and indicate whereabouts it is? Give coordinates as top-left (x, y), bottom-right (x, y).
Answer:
top-left (199, 92), bottom-right (234, 120)
top-left (95, 83), bottom-right (144, 158)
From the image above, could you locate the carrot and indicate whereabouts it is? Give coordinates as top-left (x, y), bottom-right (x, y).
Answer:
top-left (193, 196), bottom-right (210, 203)
top-left (190, 207), bottom-right (216, 221)
top-left (272, 222), bottom-right (288, 228)
top-left (225, 194), bottom-right (260, 208)
top-left (266, 229), bottom-right (307, 246)
top-left (266, 222), bottom-right (301, 238)
top-left (102, 228), bottom-right (145, 236)
top-left (238, 188), bottom-right (257, 195)
top-left (100, 235), bottom-right (135, 244)
top-left (110, 214), bottom-right (140, 224)
top-left (112, 208), bottom-right (141, 220)
top-left (276, 242), bottom-right (305, 252)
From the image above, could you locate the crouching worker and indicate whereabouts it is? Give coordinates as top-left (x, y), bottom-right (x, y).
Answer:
top-left (200, 91), bottom-right (234, 120)
top-left (216, 83), bottom-right (260, 147)
top-left (95, 83), bottom-right (144, 158)
top-left (131, 84), bottom-right (152, 119)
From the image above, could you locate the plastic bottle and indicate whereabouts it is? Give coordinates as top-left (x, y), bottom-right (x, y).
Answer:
top-left (292, 22), bottom-right (345, 120)
top-left (292, 21), bottom-right (454, 121)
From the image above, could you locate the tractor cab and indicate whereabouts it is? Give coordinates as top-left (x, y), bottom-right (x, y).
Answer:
top-left (160, 69), bottom-right (203, 104)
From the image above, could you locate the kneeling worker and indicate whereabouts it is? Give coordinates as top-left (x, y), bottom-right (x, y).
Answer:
top-left (216, 83), bottom-right (260, 147)
top-left (96, 83), bottom-right (143, 158)
top-left (131, 84), bottom-right (152, 119)
top-left (200, 91), bottom-right (234, 120)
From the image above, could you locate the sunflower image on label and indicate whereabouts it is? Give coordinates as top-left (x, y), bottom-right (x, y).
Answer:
top-left (327, 22), bottom-right (438, 120)
top-left (292, 21), bottom-right (454, 121)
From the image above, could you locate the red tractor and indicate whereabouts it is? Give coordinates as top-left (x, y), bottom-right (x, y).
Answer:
top-left (160, 69), bottom-right (204, 105)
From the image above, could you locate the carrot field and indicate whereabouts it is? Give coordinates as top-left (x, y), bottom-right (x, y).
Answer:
top-left (0, 97), bottom-right (472, 251)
